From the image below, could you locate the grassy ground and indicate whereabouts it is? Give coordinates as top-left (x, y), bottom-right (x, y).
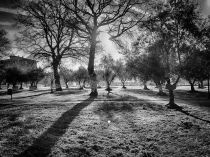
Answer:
top-left (0, 86), bottom-right (210, 157)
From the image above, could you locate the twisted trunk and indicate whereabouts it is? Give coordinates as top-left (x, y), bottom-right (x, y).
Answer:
top-left (166, 76), bottom-right (181, 109)
top-left (106, 81), bottom-right (112, 91)
top-left (189, 79), bottom-right (196, 92)
top-left (65, 82), bottom-right (69, 88)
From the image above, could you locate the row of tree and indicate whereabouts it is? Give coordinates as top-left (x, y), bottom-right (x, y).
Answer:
top-left (121, 0), bottom-right (210, 107)
top-left (0, 67), bottom-right (45, 89)
top-left (12, 0), bottom-right (152, 95)
top-left (59, 54), bottom-right (130, 91)
top-left (1, 0), bottom-right (210, 102)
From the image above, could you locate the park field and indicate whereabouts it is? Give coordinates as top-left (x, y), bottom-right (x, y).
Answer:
top-left (0, 85), bottom-right (210, 157)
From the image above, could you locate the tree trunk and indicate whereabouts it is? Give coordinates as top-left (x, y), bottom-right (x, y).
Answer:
top-left (157, 84), bottom-right (166, 96)
top-left (106, 81), bottom-right (112, 91)
top-left (65, 82), bottom-right (69, 88)
top-left (190, 82), bottom-right (195, 92)
top-left (122, 81), bottom-right (126, 89)
top-left (0, 79), bottom-right (3, 89)
top-left (169, 90), bottom-right (175, 104)
top-left (166, 89), bottom-right (177, 109)
top-left (88, 31), bottom-right (98, 96)
top-left (166, 76), bottom-right (181, 109)
top-left (83, 80), bottom-right (86, 88)
top-left (53, 62), bottom-right (62, 91)
top-left (79, 80), bottom-right (83, 89)
top-left (35, 81), bottom-right (39, 87)
top-left (19, 82), bottom-right (23, 89)
top-left (143, 81), bottom-right (149, 90)
top-left (13, 81), bottom-right (16, 88)
top-left (200, 79), bottom-right (204, 88)
top-left (208, 76), bottom-right (210, 99)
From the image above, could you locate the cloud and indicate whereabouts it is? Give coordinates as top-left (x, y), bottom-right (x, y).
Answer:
top-left (0, 7), bottom-right (18, 14)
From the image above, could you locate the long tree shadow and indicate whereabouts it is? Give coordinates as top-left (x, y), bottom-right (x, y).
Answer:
top-left (176, 108), bottom-right (210, 124)
top-left (118, 91), bottom-right (210, 123)
top-left (14, 92), bottom-right (50, 99)
top-left (15, 96), bottom-right (96, 157)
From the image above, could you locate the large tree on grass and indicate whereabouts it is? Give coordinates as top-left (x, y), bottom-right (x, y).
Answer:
top-left (74, 66), bottom-right (89, 89)
top-left (5, 67), bottom-right (22, 88)
top-left (146, 40), bottom-right (169, 95)
top-left (113, 59), bottom-right (130, 89)
top-left (99, 54), bottom-right (116, 91)
top-left (180, 49), bottom-right (207, 92)
top-left (103, 68), bottom-right (116, 92)
top-left (27, 68), bottom-right (45, 87)
top-left (140, 0), bottom-right (201, 108)
top-left (15, 0), bottom-right (87, 91)
top-left (126, 55), bottom-right (152, 90)
top-left (60, 66), bottom-right (74, 88)
top-left (63, 0), bottom-right (150, 96)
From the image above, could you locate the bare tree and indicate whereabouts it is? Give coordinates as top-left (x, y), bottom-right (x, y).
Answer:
top-left (15, 0), bottom-right (88, 91)
top-left (63, 0), bottom-right (150, 96)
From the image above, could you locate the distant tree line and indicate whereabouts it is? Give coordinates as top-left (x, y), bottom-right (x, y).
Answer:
top-left (0, 66), bottom-right (45, 90)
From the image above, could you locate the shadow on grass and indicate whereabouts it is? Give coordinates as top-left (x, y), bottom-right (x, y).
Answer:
top-left (117, 92), bottom-right (210, 123)
top-left (0, 90), bottom-right (22, 96)
top-left (54, 89), bottom-right (87, 96)
top-left (14, 96), bottom-right (96, 157)
top-left (175, 90), bottom-right (209, 99)
top-left (176, 108), bottom-right (210, 124)
top-left (14, 92), bottom-right (51, 99)
top-left (125, 89), bottom-right (161, 97)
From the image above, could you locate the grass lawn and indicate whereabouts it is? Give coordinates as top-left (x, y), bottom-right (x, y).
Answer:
top-left (0, 86), bottom-right (210, 157)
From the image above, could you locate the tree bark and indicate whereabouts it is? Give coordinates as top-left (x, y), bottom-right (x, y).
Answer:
top-left (122, 81), bottom-right (126, 89)
top-left (13, 81), bottom-right (17, 88)
top-left (201, 80), bottom-right (204, 88)
top-left (88, 31), bottom-right (98, 96)
top-left (83, 80), bottom-right (86, 88)
top-left (0, 78), bottom-right (3, 89)
top-left (169, 90), bottom-right (174, 104)
top-left (19, 82), bottom-right (23, 89)
top-left (143, 81), bottom-right (149, 90)
top-left (157, 84), bottom-right (166, 95)
top-left (79, 80), bottom-right (83, 89)
top-left (166, 76), bottom-right (181, 109)
top-left (65, 82), bottom-right (69, 88)
top-left (52, 62), bottom-right (62, 91)
top-left (189, 82), bottom-right (195, 92)
top-left (208, 76), bottom-right (210, 99)
top-left (106, 81), bottom-right (112, 91)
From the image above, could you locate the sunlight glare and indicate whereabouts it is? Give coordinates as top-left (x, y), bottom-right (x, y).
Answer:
top-left (98, 32), bottom-right (122, 60)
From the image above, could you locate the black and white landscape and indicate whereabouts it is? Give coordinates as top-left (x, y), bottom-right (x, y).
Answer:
top-left (0, 0), bottom-right (210, 156)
